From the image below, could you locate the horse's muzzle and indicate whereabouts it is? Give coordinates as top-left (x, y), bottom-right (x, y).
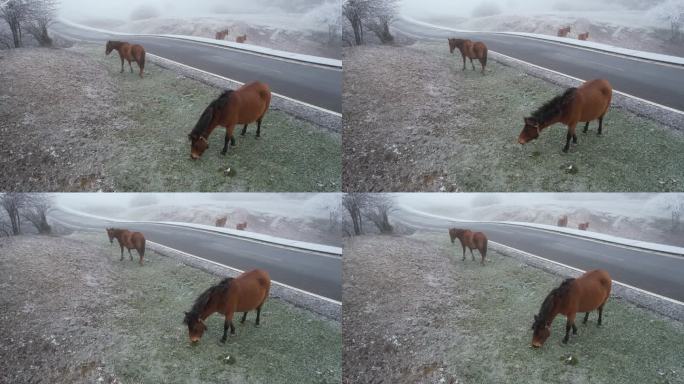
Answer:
top-left (518, 138), bottom-right (527, 145)
top-left (190, 154), bottom-right (199, 160)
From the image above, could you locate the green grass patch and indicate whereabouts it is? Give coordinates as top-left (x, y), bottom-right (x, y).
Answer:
top-left (428, 44), bottom-right (684, 192)
top-left (427, 233), bottom-right (684, 383)
top-left (83, 45), bottom-right (340, 191)
top-left (92, 236), bottom-right (341, 384)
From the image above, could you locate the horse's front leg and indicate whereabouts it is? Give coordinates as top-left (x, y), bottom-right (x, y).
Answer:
top-left (461, 53), bottom-right (466, 71)
top-left (461, 244), bottom-right (466, 261)
top-left (470, 58), bottom-right (475, 70)
top-left (583, 121), bottom-right (590, 134)
top-left (119, 56), bottom-right (124, 73)
top-left (255, 305), bottom-right (262, 326)
top-left (128, 248), bottom-right (133, 260)
top-left (240, 311), bottom-right (248, 324)
top-left (563, 124), bottom-right (577, 153)
top-left (240, 124), bottom-right (248, 136)
top-left (128, 59), bottom-right (133, 73)
top-left (598, 116), bottom-right (604, 136)
top-left (470, 248), bottom-right (475, 261)
top-left (221, 312), bottom-right (235, 343)
top-left (119, 244), bottom-right (124, 260)
top-left (221, 125), bottom-right (235, 155)
top-left (256, 118), bottom-right (262, 138)
top-left (562, 313), bottom-right (576, 343)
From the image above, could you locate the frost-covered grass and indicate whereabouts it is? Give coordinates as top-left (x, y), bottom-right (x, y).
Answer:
top-left (79, 45), bottom-right (341, 192)
top-left (343, 43), bottom-right (684, 192)
top-left (343, 233), bottom-right (684, 384)
top-left (432, 233), bottom-right (684, 384)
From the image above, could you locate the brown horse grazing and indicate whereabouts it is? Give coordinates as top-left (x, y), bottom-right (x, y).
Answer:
top-left (106, 227), bottom-right (146, 265)
top-left (557, 26), bottom-right (571, 37)
top-left (188, 82), bottom-right (271, 159)
top-left (578, 32), bottom-right (590, 41)
top-left (578, 222), bottom-right (590, 230)
top-left (518, 79), bottom-right (612, 153)
top-left (215, 216), bottom-right (228, 227)
top-left (183, 269), bottom-right (270, 343)
top-left (449, 228), bottom-right (488, 265)
top-left (448, 38), bottom-right (488, 74)
top-left (105, 40), bottom-right (146, 78)
top-left (236, 222), bottom-right (247, 230)
top-left (215, 29), bottom-right (230, 40)
top-left (531, 269), bottom-right (611, 348)
top-left (557, 215), bottom-right (568, 227)
top-left (236, 34), bottom-right (247, 43)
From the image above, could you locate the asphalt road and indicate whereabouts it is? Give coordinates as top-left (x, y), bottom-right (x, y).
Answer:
top-left (49, 208), bottom-right (341, 301)
top-left (51, 21), bottom-right (342, 113)
top-left (394, 18), bottom-right (684, 112)
top-left (394, 208), bottom-right (684, 302)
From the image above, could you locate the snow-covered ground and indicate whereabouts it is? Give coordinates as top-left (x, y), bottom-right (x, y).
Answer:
top-left (401, 0), bottom-right (684, 57)
top-left (55, 193), bottom-right (343, 246)
top-left (395, 193), bottom-right (684, 247)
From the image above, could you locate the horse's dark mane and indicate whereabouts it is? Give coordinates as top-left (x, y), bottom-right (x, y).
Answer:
top-left (531, 88), bottom-right (577, 125)
top-left (190, 90), bottom-right (234, 137)
top-left (184, 277), bottom-right (233, 324)
top-left (533, 278), bottom-right (575, 329)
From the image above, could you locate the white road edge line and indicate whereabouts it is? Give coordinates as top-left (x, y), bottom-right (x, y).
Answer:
top-left (492, 241), bottom-right (684, 307)
top-left (155, 223), bottom-right (342, 259)
top-left (490, 50), bottom-right (684, 116)
top-left (396, 25), bottom-right (684, 116)
top-left (146, 53), bottom-right (342, 117)
top-left (148, 240), bottom-right (342, 306)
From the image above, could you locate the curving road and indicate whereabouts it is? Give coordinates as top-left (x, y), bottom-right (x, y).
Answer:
top-left (394, 208), bottom-right (684, 302)
top-left (51, 21), bottom-right (342, 113)
top-left (49, 208), bottom-right (341, 301)
top-left (394, 18), bottom-right (684, 112)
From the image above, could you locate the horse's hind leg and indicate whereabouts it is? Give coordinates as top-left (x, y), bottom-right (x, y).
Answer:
top-left (583, 311), bottom-right (590, 324)
top-left (119, 245), bottom-right (124, 261)
top-left (128, 248), bottom-right (133, 260)
top-left (597, 304), bottom-right (604, 326)
top-left (583, 121), bottom-right (590, 134)
top-left (240, 312), bottom-right (248, 324)
top-left (255, 304), bottom-right (262, 326)
top-left (562, 313), bottom-right (576, 343)
top-left (255, 118), bottom-right (263, 138)
top-left (120, 57), bottom-right (124, 73)
top-left (470, 58), bottom-right (475, 71)
top-left (470, 248), bottom-right (475, 261)
top-left (128, 59), bottom-right (133, 73)
top-left (221, 313), bottom-right (236, 342)
top-left (461, 245), bottom-right (466, 261)
top-left (598, 116), bottom-right (604, 135)
top-left (240, 124), bottom-right (248, 136)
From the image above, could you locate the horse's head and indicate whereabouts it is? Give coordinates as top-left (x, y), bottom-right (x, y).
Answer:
top-left (188, 134), bottom-right (209, 160)
top-left (530, 314), bottom-right (551, 348)
top-left (448, 38), bottom-right (455, 53)
top-left (518, 117), bottom-right (541, 145)
top-left (105, 227), bottom-right (115, 243)
top-left (183, 311), bottom-right (208, 343)
top-left (105, 41), bottom-right (114, 55)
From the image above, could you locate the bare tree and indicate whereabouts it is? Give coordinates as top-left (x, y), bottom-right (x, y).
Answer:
top-left (343, 0), bottom-right (368, 45)
top-left (0, 0), bottom-right (30, 47)
top-left (0, 192), bottom-right (28, 235)
top-left (363, 194), bottom-right (394, 233)
top-left (22, 194), bottom-right (52, 234)
top-left (342, 193), bottom-right (370, 235)
top-left (365, 0), bottom-right (397, 44)
top-left (25, 0), bottom-right (57, 47)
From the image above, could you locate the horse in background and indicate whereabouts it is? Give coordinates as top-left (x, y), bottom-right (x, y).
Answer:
top-left (188, 82), bottom-right (271, 160)
top-left (531, 269), bottom-right (611, 348)
top-left (448, 38), bottom-right (488, 74)
top-left (236, 222), bottom-right (247, 230)
top-left (557, 26), bottom-right (571, 37)
top-left (449, 228), bottom-right (488, 265)
top-left (557, 215), bottom-right (568, 227)
top-left (236, 34), bottom-right (247, 43)
top-left (215, 216), bottom-right (228, 227)
top-left (518, 79), bottom-right (613, 153)
top-left (106, 227), bottom-right (146, 265)
top-left (578, 32), bottom-right (590, 41)
top-left (215, 29), bottom-right (230, 40)
top-left (183, 269), bottom-right (271, 343)
top-left (578, 222), bottom-right (590, 230)
top-left (105, 40), bottom-right (146, 78)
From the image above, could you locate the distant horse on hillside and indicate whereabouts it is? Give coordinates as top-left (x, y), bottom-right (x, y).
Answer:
top-left (448, 38), bottom-right (488, 74)
top-left (449, 228), bottom-right (488, 265)
top-left (236, 222), bottom-right (247, 230)
top-left (215, 29), bottom-right (230, 40)
top-left (557, 26), bottom-right (571, 37)
top-left (518, 79), bottom-right (613, 153)
top-left (188, 82), bottom-right (271, 159)
top-left (531, 269), bottom-right (611, 348)
top-left (557, 215), bottom-right (568, 227)
top-left (215, 216), bottom-right (228, 227)
top-left (236, 34), bottom-right (247, 43)
top-left (183, 269), bottom-right (270, 343)
top-left (106, 227), bottom-right (146, 265)
top-left (105, 40), bottom-right (146, 78)
top-left (578, 32), bottom-right (590, 41)
top-left (578, 222), bottom-right (590, 230)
